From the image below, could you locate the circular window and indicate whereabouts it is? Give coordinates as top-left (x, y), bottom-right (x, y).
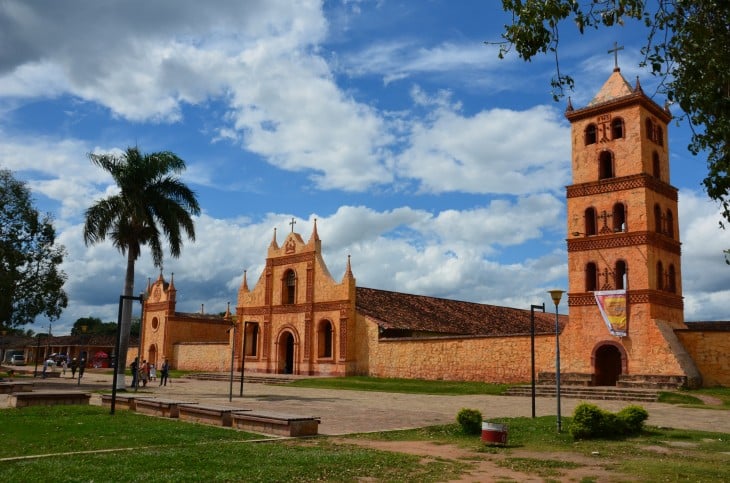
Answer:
top-left (151, 317), bottom-right (159, 331)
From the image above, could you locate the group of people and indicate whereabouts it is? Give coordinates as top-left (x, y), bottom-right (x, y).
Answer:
top-left (130, 357), bottom-right (170, 388)
top-left (41, 355), bottom-right (85, 379)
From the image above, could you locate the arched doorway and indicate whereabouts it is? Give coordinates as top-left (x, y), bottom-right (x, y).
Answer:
top-left (278, 332), bottom-right (295, 374)
top-left (593, 344), bottom-right (623, 386)
top-left (148, 344), bottom-right (157, 368)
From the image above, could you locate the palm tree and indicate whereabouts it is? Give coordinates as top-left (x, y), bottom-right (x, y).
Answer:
top-left (84, 147), bottom-right (200, 389)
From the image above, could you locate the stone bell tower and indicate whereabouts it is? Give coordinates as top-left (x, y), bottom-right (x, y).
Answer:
top-left (559, 61), bottom-right (701, 388)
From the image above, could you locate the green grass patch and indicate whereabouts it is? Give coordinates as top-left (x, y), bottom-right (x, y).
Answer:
top-left (0, 406), bottom-right (465, 482)
top-left (287, 376), bottom-right (510, 395)
top-left (658, 391), bottom-right (704, 405)
top-left (352, 416), bottom-right (730, 481)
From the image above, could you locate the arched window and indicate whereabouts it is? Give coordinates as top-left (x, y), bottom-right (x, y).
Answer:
top-left (656, 261), bottom-right (664, 290)
top-left (656, 125), bottom-right (664, 146)
top-left (666, 209), bottom-right (674, 238)
top-left (612, 203), bottom-right (626, 232)
top-left (585, 124), bottom-right (597, 145)
top-left (668, 264), bottom-right (677, 293)
top-left (586, 262), bottom-right (598, 292)
top-left (645, 118), bottom-right (654, 141)
top-left (283, 269), bottom-right (296, 304)
top-left (611, 118), bottom-right (624, 139)
top-left (652, 152), bottom-right (660, 178)
top-left (245, 323), bottom-right (259, 357)
top-left (615, 260), bottom-right (627, 290)
top-left (317, 320), bottom-right (333, 358)
top-left (654, 204), bottom-right (663, 233)
top-left (584, 207), bottom-right (597, 236)
top-left (599, 151), bottom-right (614, 179)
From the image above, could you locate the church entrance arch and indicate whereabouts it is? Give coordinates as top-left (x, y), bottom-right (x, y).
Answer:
top-left (592, 342), bottom-right (626, 386)
top-left (277, 331), bottom-right (296, 374)
top-left (148, 344), bottom-right (158, 367)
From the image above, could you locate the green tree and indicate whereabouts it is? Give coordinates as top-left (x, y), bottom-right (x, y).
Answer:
top-left (71, 316), bottom-right (117, 336)
top-left (83, 147), bottom-right (200, 389)
top-left (0, 168), bottom-right (68, 327)
top-left (499, 0), bottom-right (730, 255)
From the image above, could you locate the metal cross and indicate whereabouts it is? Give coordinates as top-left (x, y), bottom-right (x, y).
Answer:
top-left (289, 217), bottom-right (296, 233)
top-left (608, 42), bottom-right (624, 69)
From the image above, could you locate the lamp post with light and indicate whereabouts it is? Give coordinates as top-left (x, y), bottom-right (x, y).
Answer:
top-left (548, 289), bottom-right (565, 432)
top-left (77, 325), bottom-right (87, 386)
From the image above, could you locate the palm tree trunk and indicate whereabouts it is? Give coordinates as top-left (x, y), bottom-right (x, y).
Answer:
top-left (114, 251), bottom-right (136, 390)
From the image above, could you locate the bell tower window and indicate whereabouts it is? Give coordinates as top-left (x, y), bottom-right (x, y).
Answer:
top-left (654, 204), bottom-right (662, 233)
top-left (599, 151), bottom-right (614, 179)
top-left (584, 207), bottom-right (597, 236)
top-left (611, 118), bottom-right (624, 139)
top-left (652, 152), bottom-right (660, 178)
top-left (612, 203), bottom-right (626, 232)
top-left (282, 269), bottom-right (296, 305)
top-left (666, 209), bottom-right (674, 238)
top-left (586, 262), bottom-right (598, 291)
top-left (615, 260), bottom-right (627, 290)
top-left (668, 265), bottom-right (677, 293)
top-left (656, 261), bottom-right (664, 290)
top-left (585, 124), bottom-right (597, 145)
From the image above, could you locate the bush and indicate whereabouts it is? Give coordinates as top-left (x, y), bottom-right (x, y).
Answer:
top-left (456, 408), bottom-right (483, 435)
top-left (617, 405), bottom-right (649, 434)
top-left (569, 403), bottom-right (648, 440)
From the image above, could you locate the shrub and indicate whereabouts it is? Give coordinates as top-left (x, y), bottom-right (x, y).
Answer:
top-left (569, 403), bottom-right (648, 440)
top-left (617, 405), bottom-right (649, 434)
top-left (456, 408), bottom-right (483, 435)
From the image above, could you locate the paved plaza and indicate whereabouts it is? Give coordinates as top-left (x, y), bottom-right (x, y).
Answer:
top-left (2, 371), bottom-right (728, 436)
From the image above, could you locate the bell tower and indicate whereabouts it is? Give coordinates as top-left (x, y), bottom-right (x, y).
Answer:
top-left (560, 63), bottom-right (701, 388)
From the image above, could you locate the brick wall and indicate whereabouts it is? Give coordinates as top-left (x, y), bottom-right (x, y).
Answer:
top-left (676, 331), bottom-right (730, 386)
top-left (174, 343), bottom-right (231, 371)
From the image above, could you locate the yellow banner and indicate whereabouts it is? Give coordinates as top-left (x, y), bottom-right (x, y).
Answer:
top-left (594, 290), bottom-right (628, 336)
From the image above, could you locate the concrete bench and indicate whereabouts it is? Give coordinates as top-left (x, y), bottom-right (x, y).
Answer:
top-left (0, 381), bottom-right (34, 394)
top-left (232, 410), bottom-right (320, 437)
top-left (9, 390), bottom-right (91, 408)
top-left (134, 398), bottom-right (198, 418)
top-left (177, 403), bottom-right (248, 427)
top-left (100, 394), bottom-right (145, 411)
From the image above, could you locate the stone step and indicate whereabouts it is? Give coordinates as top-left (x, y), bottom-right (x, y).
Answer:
top-left (182, 373), bottom-right (296, 384)
top-left (504, 385), bottom-right (659, 402)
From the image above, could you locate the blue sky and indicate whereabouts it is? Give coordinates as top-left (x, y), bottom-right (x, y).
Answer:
top-left (1, 0), bottom-right (728, 335)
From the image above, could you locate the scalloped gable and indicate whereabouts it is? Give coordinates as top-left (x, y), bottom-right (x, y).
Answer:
top-left (587, 69), bottom-right (633, 107)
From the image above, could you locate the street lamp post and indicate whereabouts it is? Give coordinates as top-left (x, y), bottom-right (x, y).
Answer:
top-left (1, 329), bottom-right (6, 365)
top-left (239, 321), bottom-right (252, 397)
top-left (77, 325), bottom-right (87, 386)
top-left (33, 334), bottom-right (41, 377)
top-left (548, 289), bottom-right (565, 432)
top-left (110, 293), bottom-right (145, 415)
top-left (530, 303), bottom-right (545, 418)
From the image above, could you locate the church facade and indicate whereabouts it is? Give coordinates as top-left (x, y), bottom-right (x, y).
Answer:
top-left (138, 67), bottom-right (730, 388)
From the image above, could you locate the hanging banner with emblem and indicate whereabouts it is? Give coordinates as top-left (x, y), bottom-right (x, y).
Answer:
top-left (594, 290), bottom-right (628, 337)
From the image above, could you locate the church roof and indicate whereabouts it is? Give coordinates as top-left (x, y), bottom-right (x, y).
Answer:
top-left (680, 321), bottom-right (730, 331)
top-left (587, 68), bottom-right (634, 107)
top-left (356, 287), bottom-right (565, 336)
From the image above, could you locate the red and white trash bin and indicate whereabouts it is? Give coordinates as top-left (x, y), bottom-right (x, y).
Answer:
top-left (481, 421), bottom-right (508, 445)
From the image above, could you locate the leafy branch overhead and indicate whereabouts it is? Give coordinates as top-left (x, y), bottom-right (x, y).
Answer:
top-left (499, 1), bottom-right (730, 246)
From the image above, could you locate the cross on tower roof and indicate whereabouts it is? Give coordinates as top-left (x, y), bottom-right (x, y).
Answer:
top-left (608, 41), bottom-right (624, 71)
top-left (289, 217), bottom-right (296, 233)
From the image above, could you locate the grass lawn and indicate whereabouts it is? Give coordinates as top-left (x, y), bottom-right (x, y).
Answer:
top-left (3, 405), bottom-right (730, 482)
top-left (0, 405), bottom-right (462, 482)
top-left (288, 375), bottom-right (510, 395)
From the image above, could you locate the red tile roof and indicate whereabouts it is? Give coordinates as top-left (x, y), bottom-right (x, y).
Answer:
top-left (356, 287), bottom-right (566, 336)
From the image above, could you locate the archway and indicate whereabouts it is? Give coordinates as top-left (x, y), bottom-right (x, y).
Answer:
top-left (277, 332), bottom-right (295, 374)
top-left (148, 344), bottom-right (158, 368)
top-left (593, 344), bottom-right (623, 386)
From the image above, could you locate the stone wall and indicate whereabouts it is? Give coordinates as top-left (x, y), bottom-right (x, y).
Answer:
top-left (174, 342), bottom-right (231, 371)
top-left (367, 332), bottom-right (557, 383)
top-left (676, 330), bottom-right (730, 386)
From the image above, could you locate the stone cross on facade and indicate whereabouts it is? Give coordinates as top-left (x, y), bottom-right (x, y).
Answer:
top-left (608, 42), bottom-right (624, 70)
top-left (289, 217), bottom-right (297, 233)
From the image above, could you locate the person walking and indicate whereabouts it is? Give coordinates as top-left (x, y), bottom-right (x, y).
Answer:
top-left (149, 363), bottom-right (157, 382)
top-left (61, 358), bottom-right (67, 376)
top-left (140, 360), bottom-right (149, 387)
top-left (159, 359), bottom-right (170, 386)
top-left (130, 357), bottom-right (139, 388)
top-left (70, 358), bottom-right (78, 378)
top-left (78, 358), bottom-right (86, 380)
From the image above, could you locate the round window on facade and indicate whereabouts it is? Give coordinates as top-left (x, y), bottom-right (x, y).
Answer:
top-left (151, 317), bottom-right (159, 331)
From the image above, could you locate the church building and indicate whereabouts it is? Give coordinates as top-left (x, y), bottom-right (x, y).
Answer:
top-left (138, 64), bottom-right (730, 388)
